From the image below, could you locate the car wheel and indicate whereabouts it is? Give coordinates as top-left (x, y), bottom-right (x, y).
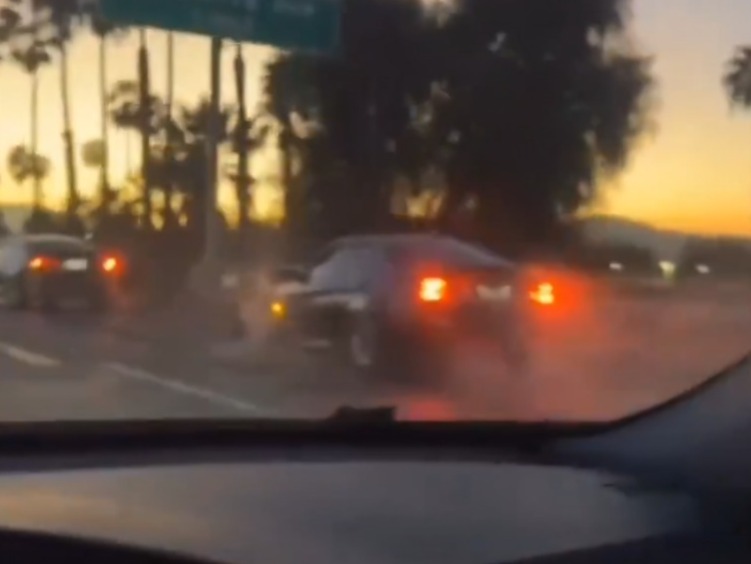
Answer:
top-left (4, 276), bottom-right (28, 310)
top-left (348, 315), bottom-right (378, 370)
top-left (345, 316), bottom-right (423, 383)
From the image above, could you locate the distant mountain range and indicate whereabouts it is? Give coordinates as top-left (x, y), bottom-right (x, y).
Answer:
top-left (577, 215), bottom-right (751, 260)
top-left (1, 203), bottom-right (743, 262)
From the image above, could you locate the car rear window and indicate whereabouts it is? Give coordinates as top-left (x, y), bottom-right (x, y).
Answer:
top-left (419, 238), bottom-right (514, 269)
top-left (28, 238), bottom-right (90, 255)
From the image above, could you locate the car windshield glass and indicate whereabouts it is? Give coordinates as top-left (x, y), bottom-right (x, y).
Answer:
top-left (0, 0), bottom-right (744, 429)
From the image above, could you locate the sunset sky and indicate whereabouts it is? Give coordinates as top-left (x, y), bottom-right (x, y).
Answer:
top-left (1, 0), bottom-right (750, 236)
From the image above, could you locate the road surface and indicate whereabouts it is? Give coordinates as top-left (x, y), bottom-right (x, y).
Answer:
top-left (0, 287), bottom-right (747, 423)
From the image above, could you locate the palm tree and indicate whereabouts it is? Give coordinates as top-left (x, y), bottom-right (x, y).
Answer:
top-left (162, 31), bottom-right (178, 225)
top-left (7, 144), bottom-right (51, 207)
top-left (137, 27), bottom-right (153, 227)
top-left (171, 100), bottom-right (231, 230)
top-left (108, 79), bottom-right (163, 183)
top-left (11, 37), bottom-right (51, 209)
top-left (0, 3), bottom-right (21, 57)
top-left (179, 99), bottom-right (233, 142)
top-left (232, 43), bottom-right (252, 231)
top-left (724, 46), bottom-right (751, 109)
top-left (43, 0), bottom-right (85, 216)
top-left (108, 81), bottom-right (135, 176)
top-left (81, 139), bottom-right (105, 171)
top-left (261, 55), bottom-right (318, 233)
top-left (88, 6), bottom-right (129, 209)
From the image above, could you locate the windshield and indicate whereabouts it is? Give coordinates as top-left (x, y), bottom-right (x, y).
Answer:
top-left (0, 0), bottom-right (746, 426)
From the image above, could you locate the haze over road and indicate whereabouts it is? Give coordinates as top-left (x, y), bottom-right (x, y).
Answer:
top-left (0, 284), bottom-right (747, 424)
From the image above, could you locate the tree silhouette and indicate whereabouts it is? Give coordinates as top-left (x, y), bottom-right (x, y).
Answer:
top-left (85, 2), bottom-right (130, 207)
top-left (263, 0), bottom-right (655, 255)
top-left (10, 4), bottom-right (52, 210)
top-left (6, 144), bottom-right (51, 208)
top-left (724, 46), bottom-right (751, 109)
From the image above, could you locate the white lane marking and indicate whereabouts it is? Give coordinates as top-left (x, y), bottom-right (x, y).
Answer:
top-left (0, 342), bottom-right (61, 368)
top-left (104, 362), bottom-right (265, 414)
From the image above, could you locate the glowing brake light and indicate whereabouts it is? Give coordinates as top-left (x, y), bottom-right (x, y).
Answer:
top-left (28, 256), bottom-right (60, 271)
top-left (101, 256), bottom-right (118, 273)
top-left (419, 277), bottom-right (448, 302)
top-left (530, 282), bottom-right (555, 305)
top-left (99, 252), bottom-right (126, 276)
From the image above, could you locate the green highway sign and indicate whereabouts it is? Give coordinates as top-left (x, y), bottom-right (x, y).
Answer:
top-left (100, 0), bottom-right (340, 53)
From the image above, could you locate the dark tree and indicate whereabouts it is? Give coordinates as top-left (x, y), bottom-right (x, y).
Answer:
top-left (262, 0), bottom-right (654, 256)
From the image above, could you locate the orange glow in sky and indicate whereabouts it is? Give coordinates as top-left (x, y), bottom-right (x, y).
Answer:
top-left (0, 0), bottom-right (750, 236)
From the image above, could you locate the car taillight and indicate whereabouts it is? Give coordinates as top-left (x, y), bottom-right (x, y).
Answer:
top-left (419, 277), bottom-right (448, 302)
top-left (529, 282), bottom-right (555, 305)
top-left (102, 257), bottom-right (117, 272)
top-left (101, 255), bottom-right (119, 274)
top-left (28, 256), bottom-right (60, 271)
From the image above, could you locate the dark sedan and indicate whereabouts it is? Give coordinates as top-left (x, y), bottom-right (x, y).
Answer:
top-left (268, 234), bottom-right (554, 378)
top-left (0, 234), bottom-right (122, 311)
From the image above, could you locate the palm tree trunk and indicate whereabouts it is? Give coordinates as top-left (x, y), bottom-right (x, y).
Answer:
top-left (30, 65), bottom-right (40, 209)
top-left (138, 28), bottom-right (152, 228)
top-left (163, 32), bottom-right (175, 225)
top-left (99, 34), bottom-right (111, 207)
top-left (125, 131), bottom-right (132, 176)
top-left (60, 41), bottom-right (78, 216)
top-left (233, 43), bottom-right (250, 232)
top-left (280, 127), bottom-right (295, 228)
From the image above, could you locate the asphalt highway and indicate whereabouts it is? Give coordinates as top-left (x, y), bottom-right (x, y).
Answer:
top-left (0, 287), bottom-right (747, 424)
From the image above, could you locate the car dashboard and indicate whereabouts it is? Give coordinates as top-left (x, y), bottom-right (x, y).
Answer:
top-left (0, 460), bottom-right (743, 564)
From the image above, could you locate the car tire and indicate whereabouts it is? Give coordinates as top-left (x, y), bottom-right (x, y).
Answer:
top-left (347, 314), bottom-right (380, 371)
top-left (4, 276), bottom-right (28, 310)
top-left (344, 315), bottom-right (424, 383)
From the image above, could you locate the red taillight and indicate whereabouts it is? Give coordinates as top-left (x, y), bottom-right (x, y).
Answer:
top-left (530, 282), bottom-right (555, 305)
top-left (419, 277), bottom-right (448, 302)
top-left (28, 256), bottom-right (60, 271)
top-left (100, 254), bottom-right (122, 275)
top-left (102, 256), bottom-right (117, 273)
